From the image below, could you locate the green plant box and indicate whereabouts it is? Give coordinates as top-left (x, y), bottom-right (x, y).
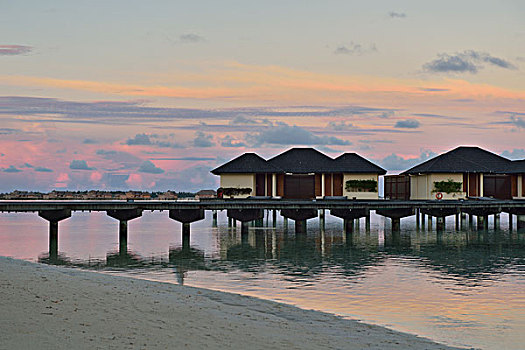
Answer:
top-left (345, 179), bottom-right (377, 192)
top-left (433, 179), bottom-right (462, 194)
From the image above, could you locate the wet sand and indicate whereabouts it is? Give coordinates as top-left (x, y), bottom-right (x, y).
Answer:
top-left (0, 257), bottom-right (463, 350)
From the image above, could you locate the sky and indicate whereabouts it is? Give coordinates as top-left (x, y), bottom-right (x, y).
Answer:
top-left (1, 0), bottom-right (524, 192)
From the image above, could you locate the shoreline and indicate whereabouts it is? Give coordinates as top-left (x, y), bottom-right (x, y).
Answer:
top-left (0, 256), bottom-right (464, 349)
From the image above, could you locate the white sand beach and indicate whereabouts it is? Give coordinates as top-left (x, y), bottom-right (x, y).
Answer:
top-left (0, 257), bottom-right (462, 350)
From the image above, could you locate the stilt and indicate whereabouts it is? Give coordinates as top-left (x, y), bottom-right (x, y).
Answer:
top-left (38, 209), bottom-right (72, 262)
top-left (509, 214), bottom-right (513, 231)
top-left (477, 215), bottom-right (484, 230)
top-left (365, 214), bottom-right (371, 233)
top-left (428, 216), bottom-right (433, 230)
top-left (416, 208), bottom-right (420, 229)
top-left (455, 213), bottom-right (460, 230)
top-left (344, 219), bottom-right (354, 234)
top-left (212, 210), bottom-right (218, 227)
top-left (182, 223), bottom-right (190, 249)
top-left (392, 218), bottom-right (400, 232)
top-left (494, 213), bottom-right (500, 230)
top-left (295, 220), bottom-right (307, 234)
top-left (272, 210), bottom-right (277, 227)
top-left (517, 215), bottom-right (525, 231)
top-left (421, 213), bottom-right (425, 229)
top-left (355, 217), bottom-right (360, 231)
top-left (436, 216), bottom-right (445, 231)
top-left (49, 221), bottom-right (58, 261)
top-left (119, 220), bottom-right (128, 256)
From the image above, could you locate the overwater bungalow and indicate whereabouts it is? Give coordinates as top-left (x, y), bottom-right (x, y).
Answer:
top-left (211, 148), bottom-right (386, 199)
top-left (386, 146), bottom-right (525, 200)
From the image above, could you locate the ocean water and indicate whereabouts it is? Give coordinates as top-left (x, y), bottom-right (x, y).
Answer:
top-left (1, 210), bottom-right (524, 349)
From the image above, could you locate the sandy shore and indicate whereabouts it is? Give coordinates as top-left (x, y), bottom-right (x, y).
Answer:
top-left (0, 257), bottom-right (463, 350)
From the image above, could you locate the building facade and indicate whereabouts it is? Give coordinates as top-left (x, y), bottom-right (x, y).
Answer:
top-left (212, 148), bottom-right (386, 199)
top-left (386, 146), bottom-right (525, 200)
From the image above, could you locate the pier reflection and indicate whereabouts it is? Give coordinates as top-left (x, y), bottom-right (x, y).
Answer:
top-left (37, 224), bottom-right (525, 288)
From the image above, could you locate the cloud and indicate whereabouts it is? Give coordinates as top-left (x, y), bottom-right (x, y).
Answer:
top-left (327, 121), bottom-right (354, 130)
top-left (510, 115), bottom-right (525, 129)
top-left (418, 87), bottom-right (450, 92)
top-left (155, 141), bottom-right (184, 149)
top-left (125, 133), bottom-right (152, 145)
top-left (220, 135), bottom-right (247, 148)
top-left (501, 149), bottom-right (525, 160)
top-left (151, 165), bottom-right (217, 192)
top-left (378, 151), bottom-right (436, 171)
top-left (69, 160), bottom-right (95, 170)
top-left (96, 149), bottom-right (143, 169)
top-left (82, 138), bottom-right (98, 144)
top-left (423, 50), bottom-right (517, 74)
top-left (388, 11), bottom-right (406, 18)
top-left (334, 42), bottom-right (377, 55)
top-left (138, 160), bottom-right (164, 174)
top-left (0, 45), bottom-right (32, 56)
top-left (248, 122), bottom-right (351, 146)
top-left (124, 133), bottom-right (184, 148)
top-left (193, 131), bottom-right (214, 147)
top-left (179, 33), bottom-right (206, 43)
top-left (0, 128), bottom-right (21, 135)
top-left (229, 115), bottom-right (273, 126)
top-left (149, 157), bottom-right (215, 161)
top-left (35, 166), bottom-right (53, 172)
top-left (3, 165), bottom-right (22, 173)
top-left (394, 119), bottom-right (420, 128)
top-left (413, 113), bottom-right (464, 120)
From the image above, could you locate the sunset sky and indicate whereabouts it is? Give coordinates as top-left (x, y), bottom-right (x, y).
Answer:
top-left (1, 0), bottom-right (524, 192)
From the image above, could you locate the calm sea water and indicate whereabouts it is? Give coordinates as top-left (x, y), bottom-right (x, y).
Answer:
top-left (1, 210), bottom-right (524, 349)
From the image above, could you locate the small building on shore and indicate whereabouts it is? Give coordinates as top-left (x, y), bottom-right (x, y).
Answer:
top-left (386, 146), bottom-right (525, 200)
top-left (211, 148), bottom-right (386, 199)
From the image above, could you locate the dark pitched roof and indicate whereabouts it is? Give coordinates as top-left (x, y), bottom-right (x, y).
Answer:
top-left (333, 153), bottom-right (387, 174)
top-left (402, 146), bottom-right (513, 174)
top-left (267, 148), bottom-right (335, 173)
top-left (211, 153), bottom-right (282, 174)
top-left (212, 148), bottom-right (387, 175)
top-left (507, 159), bottom-right (525, 174)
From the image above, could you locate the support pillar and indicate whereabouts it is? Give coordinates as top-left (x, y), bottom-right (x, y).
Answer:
top-left (295, 220), bottom-right (307, 234)
top-left (365, 214), bottom-right (371, 233)
top-left (319, 210), bottom-right (325, 231)
top-left (281, 209), bottom-right (317, 235)
top-left (436, 216), bottom-right (445, 231)
top-left (494, 213), bottom-right (500, 230)
top-left (455, 213), bottom-right (460, 231)
top-left (518, 215), bottom-right (525, 231)
top-left (107, 209), bottom-right (143, 256)
top-left (509, 214), bottom-right (513, 231)
top-left (392, 218), bottom-right (400, 232)
top-left (212, 210), bottom-right (218, 227)
top-left (182, 223), bottom-right (190, 249)
top-left (38, 209), bottom-right (72, 261)
top-left (415, 208), bottom-right (420, 229)
top-left (169, 209), bottom-right (205, 248)
top-left (272, 210), bottom-right (277, 227)
top-left (344, 219), bottom-right (354, 234)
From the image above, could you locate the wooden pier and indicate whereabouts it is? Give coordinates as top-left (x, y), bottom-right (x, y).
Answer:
top-left (1, 199), bottom-right (525, 261)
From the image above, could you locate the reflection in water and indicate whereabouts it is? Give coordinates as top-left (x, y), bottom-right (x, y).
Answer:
top-left (2, 211), bottom-right (524, 349)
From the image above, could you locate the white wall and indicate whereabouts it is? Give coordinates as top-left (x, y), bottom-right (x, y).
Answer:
top-left (343, 173), bottom-right (380, 199)
top-left (410, 173), bottom-right (466, 200)
top-left (220, 174), bottom-right (255, 198)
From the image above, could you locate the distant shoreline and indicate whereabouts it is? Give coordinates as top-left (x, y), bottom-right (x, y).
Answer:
top-left (0, 256), bottom-right (463, 350)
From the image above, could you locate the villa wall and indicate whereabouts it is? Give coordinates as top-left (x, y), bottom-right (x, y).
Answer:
top-left (410, 173), bottom-right (466, 200)
top-left (343, 173), bottom-right (380, 199)
top-left (220, 174), bottom-right (255, 198)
